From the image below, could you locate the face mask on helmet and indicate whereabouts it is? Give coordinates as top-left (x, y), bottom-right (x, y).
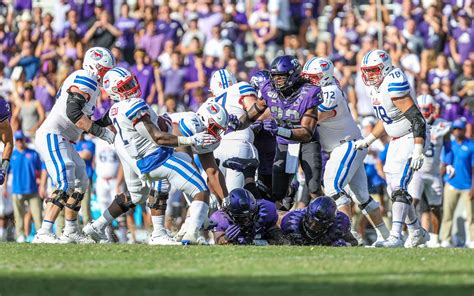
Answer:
top-left (302, 213), bottom-right (332, 239)
top-left (115, 74), bottom-right (142, 99)
top-left (419, 104), bottom-right (434, 121)
top-left (206, 118), bottom-right (226, 140)
top-left (97, 65), bottom-right (112, 83)
top-left (271, 73), bottom-right (290, 89)
top-left (361, 64), bottom-right (384, 86)
top-left (302, 71), bottom-right (324, 86)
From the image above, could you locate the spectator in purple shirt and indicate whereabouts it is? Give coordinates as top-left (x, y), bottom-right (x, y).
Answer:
top-left (138, 21), bottom-right (165, 62)
top-left (111, 45), bottom-right (130, 69)
top-left (58, 29), bottom-right (84, 62)
top-left (114, 3), bottom-right (139, 64)
top-left (436, 79), bottom-right (464, 122)
top-left (131, 49), bottom-right (156, 104)
top-left (183, 53), bottom-right (206, 108)
top-left (427, 55), bottom-right (457, 93)
top-left (32, 74), bottom-right (55, 114)
top-left (83, 9), bottom-right (121, 49)
top-left (156, 6), bottom-right (184, 45)
top-left (14, 0), bottom-right (32, 12)
top-left (62, 10), bottom-right (87, 39)
top-left (163, 52), bottom-right (187, 102)
top-left (450, 11), bottom-right (473, 64)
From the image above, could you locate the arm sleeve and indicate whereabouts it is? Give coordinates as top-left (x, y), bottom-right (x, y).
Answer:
top-left (66, 90), bottom-right (87, 124)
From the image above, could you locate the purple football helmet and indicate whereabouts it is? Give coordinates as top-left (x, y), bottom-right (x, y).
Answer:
top-left (302, 196), bottom-right (337, 239)
top-left (224, 188), bottom-right (258, 227)
top-left (270, 55), bottom-right (302, 91)
top-left (250, 70), bottom-right (271, 91)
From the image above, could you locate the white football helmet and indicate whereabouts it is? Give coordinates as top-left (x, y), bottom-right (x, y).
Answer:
top-left (103, 67), bottom-right (141, 102)
top-left (360, 49), bottom-right (393, 86)
top-left (301, 57), bottom-right (335, 86)
top-left (209, 69), bottom-right (237, 97)
top-left (417, 94), bottom-right (437, 122)
top-left (178, 113), bottom-right (206, 137)
top-left (83, 47), bottom-right (116, 84)
top-left (196, 101), bottom-right (229, 140)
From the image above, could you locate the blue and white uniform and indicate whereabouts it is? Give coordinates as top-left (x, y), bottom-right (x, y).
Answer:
top-left (109, 97), bottom-right (208, 204)
top-left (204, 81), bottom-right (259, 191)
top-left (36, 70), bottom-right (99, 194)
top-left (365, 67), bottom-right (428, 195)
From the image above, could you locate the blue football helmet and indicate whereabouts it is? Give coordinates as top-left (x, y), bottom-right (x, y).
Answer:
top-left (302, 196), bottom-right (337, 239)
top-left (224, 188), bottom-right (258, 227)
top-left (250, 70), bottom-right (271, 91)
top-left (270, 55), bottom-right (301, 91)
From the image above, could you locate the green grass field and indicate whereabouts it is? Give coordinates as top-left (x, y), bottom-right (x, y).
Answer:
top-left (0, 244), bottom-right (472, 296)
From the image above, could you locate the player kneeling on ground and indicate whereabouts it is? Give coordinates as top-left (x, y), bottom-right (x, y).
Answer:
top-left (280, 196), bottom-right (357, 246)
top-left (209, 188), bottom-right (290, 245)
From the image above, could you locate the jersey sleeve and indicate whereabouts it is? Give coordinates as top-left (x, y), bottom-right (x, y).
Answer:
top-left (386, 70), bottom-right (411, 99)
top-left (238, 82), bottom-right (257, 97)
top-left (71, 73), bottom-right (99, 98)
top-left (124, 99), bottom-right (149, 125)
top-left (257, 199), bottom-right (278, 228)
top-left (318, 86), bottom-right (338, 112)
top-left (209, 211), bottom-right (231, 232)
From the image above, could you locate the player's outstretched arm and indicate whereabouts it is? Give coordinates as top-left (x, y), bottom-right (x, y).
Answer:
top-left (393, 95), bottom-right (426, 170)
top-left (232, 96), bottom-right (269, 130)
top-left (354, 120), bottom-right (386, 150)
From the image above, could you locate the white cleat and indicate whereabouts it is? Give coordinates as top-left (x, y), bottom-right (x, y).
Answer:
top-left (149, 230), bottom-right (181, 246)
top-left (181, 229), bottom-right (209, 245)
top-left (370, 239), bottom-right (386, 248)
top-left (32, 229), bottom-right (64, 244)
top-left (382, 235), bottom-right (405, 248)
top-left (83, 222), bottom-right (109, 243)
top-left (16, 235), bottom-right (26, 243)
top-left (60, 230), bottom-right (95, 244)
top-left (440, 240), bottom-right (453, 248)
top-left (404, 228), bottom-right (430, 248)
top-left (426, 240), bottom-right (440, 248)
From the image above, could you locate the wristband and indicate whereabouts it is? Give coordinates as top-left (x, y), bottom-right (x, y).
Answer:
top-left (365, 133), bottom-right (377, 146)
top-left (177, 136), bottom-right (192, 146)
top-left (1, 159), bottom-right (9, 171)
top-left (276, 127), bottom-right (292, 139)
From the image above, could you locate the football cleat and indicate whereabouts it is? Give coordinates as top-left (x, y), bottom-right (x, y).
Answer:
top-left (60, 229), bottom-right (95, 244)
top-left (382, 235), bottom-right (405, 248)
top-left (181, 228), bottom-right (209, 245)
top-left (440, 240), bottom-right (453, 248)
top-left (223, 157), bottom-right (260, 174)
top-left (83, 222), bottom-right (109, 243)
top-left (404, 228), bottom-right (430, 248)
top-left (149, 230), bottom-right (181, 246)
top-left (32, 229), bottom-right (65, 244)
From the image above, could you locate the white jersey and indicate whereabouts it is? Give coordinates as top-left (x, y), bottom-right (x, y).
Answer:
top-left (420, 118), bottom-right (451, 174)
top-left (206, 81), bottom-right (257, 142)
top-left (168, 112), bottom-right (220, 154)
top-left (94, 139), bottom-right (120, 179)
top-left (365, 67), bottom-right (418, 138)
top-left (38, 69), bottom-right (100, 142)
top-left (109, 97), bottom-right (159, 160)
top-left (317, 83), bottom-right (362, 152)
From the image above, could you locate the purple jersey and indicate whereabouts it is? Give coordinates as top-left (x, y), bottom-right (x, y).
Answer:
top-left (260, 79), bottom-right (322, 144)
top-left (0, 97), bottom-right (11, 122)
top-left (115, 17), bottom-right (139, 49)
top-left (156, 20), bottom-right (183, 44)
top-left (209, 199), bottom-right (278, 244)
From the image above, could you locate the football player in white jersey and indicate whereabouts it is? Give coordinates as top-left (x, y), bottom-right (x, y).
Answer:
top-left (84, 67), bottom-right (217, 245)
top-left (206, 69), bottom-right (259, 191)
top-left (33, 47), bottom-right (116, 244)
top-left (408, 94), bottom-right (453, 247)
top-left (355, 49), bottom-right (430, 247)
top-left (302, 57), bottom-right (390, 245)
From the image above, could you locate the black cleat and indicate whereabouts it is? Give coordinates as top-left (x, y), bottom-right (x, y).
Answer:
top-left (223, 157), bottom-right (260, 178)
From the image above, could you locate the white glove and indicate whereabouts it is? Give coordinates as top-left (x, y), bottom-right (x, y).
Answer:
top-left (446, 165), bottom-right (456, 179)
top-left (410, 143), bottom-right (424, 170)
top-left (353, 134), bottom-right (376, 150)
top-left (99, 128), bottom-right (115, 144)
top-left (191, 132), bottom-right (217, 148)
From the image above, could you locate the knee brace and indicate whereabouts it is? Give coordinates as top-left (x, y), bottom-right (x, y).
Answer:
top-left (65, 192), bottom-right (84, 211)
top-left (331, 192), bottom-right (352, 208)
top-left (390, 189), bottom-right (412, 205)
top-left (49, 189), bottom-right (69, 209)
top-left (358, 196), bottom-right (380, 215)
top-left (109, 193), bottom-right (136, 217)
top-left (146, 188), bottom-right (168, 211)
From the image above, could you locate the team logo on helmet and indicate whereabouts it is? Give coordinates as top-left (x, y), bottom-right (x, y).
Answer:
top-left (103, 79), bottom-right (110, 88)
top-left (207, 104), bottom-right (219, 114)
top-left (291, 58), bottom-right (299, 67)
top-left (91, 49), bottom-right (103, 61)
top-left (379, 52), bottom-right (388, 61)
top-left (319, 61), bottom-right (330, 71)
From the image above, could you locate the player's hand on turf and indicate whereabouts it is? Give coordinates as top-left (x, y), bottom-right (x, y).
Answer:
top-left (191, 131), bottom-right (217, 148)
top-left (98, 127), bottom-right (115, 144)
top-left (0, 168), bottom-right (5, 185)
top-left (224, 224), bottom-right (241, 242)
top-left (226, 114), bottom-right (241, 134)
top-left (263, 119), bottom-right (278, 136)
top-left (410, 143), bottom-right (424, 170)
top-left (446, 165), bottom-right (456, 179)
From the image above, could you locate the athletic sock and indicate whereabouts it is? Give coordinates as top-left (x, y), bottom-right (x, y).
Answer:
top-left (151, 215), bottom-right (166, 236)
top-left (430, 233), bottom-right (439, 243)
top-left (390, 201), bottom-right (409, 238)
top-left (374, 222), bottom-right (390, 240)
top-left (405, 204), bottom-right (421, 232)
top-left (40, 219), bottom-right (55, 233)
top-left (188, 200), bottom-right (209, 231)
top-left (93, 210), bottom-right (114, 230)
top-left (118, 226), bottom-right (128, 243)
top-left (0, 228), bottom-right (5, 241)
top-left (64, 218), bottom-right (79, 234)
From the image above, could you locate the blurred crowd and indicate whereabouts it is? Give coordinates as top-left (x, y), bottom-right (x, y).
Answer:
top-left (0, 0), bottom-right (472, 245)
